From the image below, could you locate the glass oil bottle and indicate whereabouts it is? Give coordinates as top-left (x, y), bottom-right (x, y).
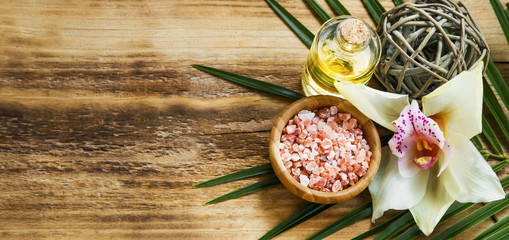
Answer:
top-left (302, 16), bottom-right (381, 97)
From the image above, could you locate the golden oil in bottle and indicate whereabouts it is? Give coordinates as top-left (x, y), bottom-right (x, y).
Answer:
top-left (302, 16), bottom-right (381, 97)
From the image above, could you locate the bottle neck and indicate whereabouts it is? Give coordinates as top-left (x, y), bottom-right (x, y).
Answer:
top-left (334, 19), bottom-right (370, 53)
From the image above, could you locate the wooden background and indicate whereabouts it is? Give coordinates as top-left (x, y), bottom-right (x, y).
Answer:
top-left (0, 0), bottom-right (507, 239)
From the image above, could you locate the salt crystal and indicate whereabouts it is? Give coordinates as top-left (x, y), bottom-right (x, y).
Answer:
top-left (305, 161), bottom-right (316, 171)
top-left (348, 172), bottom-right (358, 182)
top-left (284, 161), bottom-right (293, 168)
top-left (298, 110), bottom-right (315, 121)
top-left (327, 150), bottom-right (335, 160)
top-left (321, 139), bottom-right (333, 149)
top-left (348, 118), bottom-right (357, 128)
top-left (280, 106), bottom-right (371, 192)
top-left (300, 175), bottom-right (310, 187)
top-left (324, 162), bottom-right (332, 172)
top-left (339, 172), bottom-right (348, 181)
top-left (286, 124), bottom-right (296, 134)
top-left (312, 166), bottom-right (320, 175)
top-left (330, 106), bottom-right (338, 115)
top-left (292, 167), bottom-right (301, 176)
top-left (332, 180), bottom-right (342, 192)
top-left (347, 133), bottom-right (355, 142)
top-left (304, 137), bottom-right (313, 147)
top-left (303, 148), bottom-right (312, 158)
top-left (298, 144), bottom-right (305, 152)
top-left (316, 177), bottom-right (326, 189)
top-left (282, 152), bottom-right (292, 162)
top-left (353, 163), bottom-right (361, 172)
top-left (362, 161), bottom-right (369, 169)
top-left (287, 134), bottom-right (296, 143)
top-left (291, 153), bottom-right (300, 161)
top-left (298, 132), bottom-right (307, 140)
top-left (299, 151), bottom-right (308, 161)
top-left (339, 164), bottom-right (347, 172)
top-left (319, 108), bottom-right (331, 119)
top-left (294, 161), bottom-right (302, 168)
top-left (317, 120), bottom-right (326, 130)
top-left (359, 148), bottom-right (366, 157)
top-left (358, 167), bottom-right (367, 177)
top-left (294, 116), bottom-right (302, 124)
top-left (311, 142), bottom-right (318, 151)
top-left (281, 134), bottom-right (287, 142)
top-left (307, 124), bottom-right (318, 133)
top-left (338, 113), bottom-right (351, 121)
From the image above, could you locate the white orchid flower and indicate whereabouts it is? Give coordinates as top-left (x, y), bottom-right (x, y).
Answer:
top-left (334, 62), bottom-right (505, 236)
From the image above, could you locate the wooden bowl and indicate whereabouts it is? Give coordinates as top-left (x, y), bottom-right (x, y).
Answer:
top-left (269, 95), bottom-right (381, 204)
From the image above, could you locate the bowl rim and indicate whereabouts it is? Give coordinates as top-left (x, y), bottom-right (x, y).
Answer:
top-left (269, 95), bottom-right (381, 204)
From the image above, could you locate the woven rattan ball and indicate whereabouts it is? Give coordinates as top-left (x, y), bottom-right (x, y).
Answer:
top-left (375, 0), bottom-right (489, 99)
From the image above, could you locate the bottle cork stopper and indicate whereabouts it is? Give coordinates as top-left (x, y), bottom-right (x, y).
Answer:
top-left (340, 19), bottom-right (369, 45)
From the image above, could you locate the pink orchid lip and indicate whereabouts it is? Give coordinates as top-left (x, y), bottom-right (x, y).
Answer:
top-left (413, 138), bottom-right (440, 170)
top-left (388, 100), bottom-right (449, 176)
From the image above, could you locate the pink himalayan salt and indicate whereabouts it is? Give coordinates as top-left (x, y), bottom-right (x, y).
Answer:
top-left (280, 106), bottom-right (371, 192)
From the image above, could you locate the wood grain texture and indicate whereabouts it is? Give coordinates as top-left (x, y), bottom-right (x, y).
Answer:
top-left (0, 0), bottom-right (507, 239)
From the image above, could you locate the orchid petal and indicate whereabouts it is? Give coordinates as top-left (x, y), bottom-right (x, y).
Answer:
top-left (441, 141), bottom-right (505, 203)
top-left (407, 100), bottom-right (445, 149)
top-left (422, 63), bottom-right (483, 146)
top-left (437, 141), bottom-right (452, 176)
top-left (369, 147), bottom-right (429, 222)
top-left (389, 100), bottom-right (446, 176)
top-left (388, 103), bottom-right (416, 158)
top-left (396, 137), bottom-right (421, 177)
top-left (335, 81), bottom-right (409, 131)
top-left (409, 168), bottom-right (455, 236)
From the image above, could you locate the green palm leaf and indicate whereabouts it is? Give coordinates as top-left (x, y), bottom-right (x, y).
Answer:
top-left (486, 59), bottom-right (509, 112)
top-left (470, 136), bottom-right (483, 152)
top-left (265, 0), bottom-right (315, 48)
top-left (305, 201), bottom-right (372, 240)
top-left (393, 0), bottom-right (405, 6)
top-left (205, 176), bottom-right (280, 205)
top-left (482, 116), bottom-right (504, 155)
top-left (373, 212), bottom-right (415, 240)
top-left (394, 173), bottom-right (509, 240)
top-left (484, 228), bottom-right (509, 240)
top-left (306, 0), bottom-right (332, 22)
top-left (483, 77), bottom-right (509, 141)
top-left (259, 203), bottom-right (334, 240)
top-left (351, 211), bottom-right (408, 240)
top-left (371, 161), bottom-right (509, 240)
top-left (194, 163), bottom-right (274, 188)
top-left (492, 159), bottom-right (509, 172)
top-left (362, 0), bottom-right (386, 24)
top-left (393, 202), bottom-right (475, 240)
top-left (327, 0), bottom-right (351, 16)
top-left (506, 3), bottom-right (509, 19)
top-left (193, 64), bottom-right (305, 100)
top-left (430, 193), bottom-right (509, 240)
top-left (490, 0), bottom-right (509, 44)
top-left (474, 214), bottom-right (509, 240)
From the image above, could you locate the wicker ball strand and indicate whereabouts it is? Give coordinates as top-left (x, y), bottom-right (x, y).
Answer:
top-left (375, 0), bottom-right (489, 100)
